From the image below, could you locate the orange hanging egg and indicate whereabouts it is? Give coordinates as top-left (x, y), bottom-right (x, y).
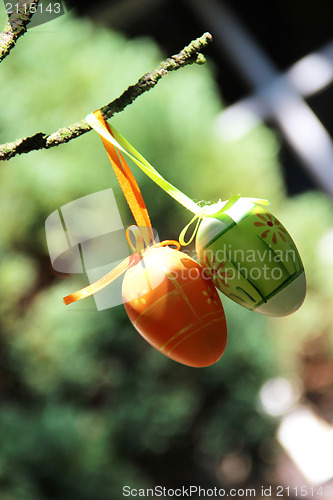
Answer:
top-left (122, 245), bottom-right (227, 367)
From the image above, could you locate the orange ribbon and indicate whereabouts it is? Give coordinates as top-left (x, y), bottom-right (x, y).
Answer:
top-left (63, 111), bottom-right (180, 305)
top-left (93, 110), bottom-right (154, 246)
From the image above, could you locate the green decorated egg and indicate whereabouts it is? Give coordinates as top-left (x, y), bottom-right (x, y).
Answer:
top-left (196, 198), bottom-right (306, 316)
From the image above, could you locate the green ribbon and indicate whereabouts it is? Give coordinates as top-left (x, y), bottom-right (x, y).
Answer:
top-left (178, 195), bottom-right (240, 245)
top-left (86, 113), bottom-right (269, 246)
top-left (86, 113), bottom-right (201, 215)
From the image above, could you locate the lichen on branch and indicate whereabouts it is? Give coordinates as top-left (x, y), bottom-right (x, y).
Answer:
top-left (0, 32), bottom-right (213, 162)
top-left (0, 0), bottom-right (40, 63)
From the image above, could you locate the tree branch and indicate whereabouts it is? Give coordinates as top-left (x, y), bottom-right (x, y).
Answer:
top-left (0, 32), bottom-right (213, 162)
top-left (0, 0), bottom-right (40, 63)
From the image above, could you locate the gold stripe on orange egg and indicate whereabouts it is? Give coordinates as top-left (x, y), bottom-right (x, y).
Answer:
top-left (161, 310), bottom-right (223, 352)
top-left (167, 315), bottom-right (224, 355)
top-left (164, 269), bottom-right (199, 318)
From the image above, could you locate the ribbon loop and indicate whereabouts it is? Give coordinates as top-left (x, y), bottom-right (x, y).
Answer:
top-left (157, 240), bottom-right (181, 251)
top-left (63, 230), bottom-right (182, 305)
top-left (126, 225), bottom-right (146, 254)
top-left (179, 208), bottom-right (206, 246)
top-left (178, 195), bottom-right (269, 246)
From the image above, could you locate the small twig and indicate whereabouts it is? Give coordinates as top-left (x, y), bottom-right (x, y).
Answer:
top-left (0, 32), bottom-right (213, 161)
top-left (0, 0), bottom-right (40, 63)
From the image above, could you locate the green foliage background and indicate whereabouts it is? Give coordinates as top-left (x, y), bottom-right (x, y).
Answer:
top-left (0, 10), bottom-right (333, 500)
